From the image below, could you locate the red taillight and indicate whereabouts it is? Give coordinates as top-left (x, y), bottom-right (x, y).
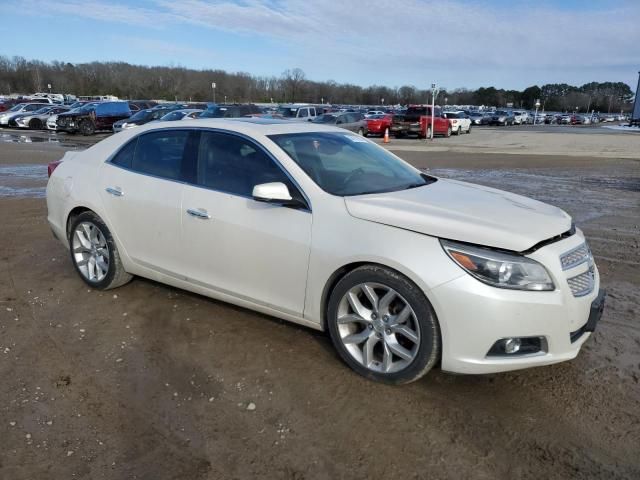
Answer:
top-left (48, 160), bottom-right (63, 178)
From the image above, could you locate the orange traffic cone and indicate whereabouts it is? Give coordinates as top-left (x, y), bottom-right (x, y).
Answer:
top-left (383, 128), bottom-right (390, 143)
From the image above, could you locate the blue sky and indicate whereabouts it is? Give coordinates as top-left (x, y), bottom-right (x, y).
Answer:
top-left (3, 0), bottom-right (639, 91)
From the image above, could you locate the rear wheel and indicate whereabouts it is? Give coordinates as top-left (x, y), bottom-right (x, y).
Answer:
top-left (467, 124), bottom-right (472, 134)
top-left (69, 211), bottom-right (132, 290)
top-left (456, 126), bottom-right (462, 135)
top-left (445, 126), bottom-right (452, 137)
top-left (357, 128), bottom-right (364, 136)
top-left (327, 265), bottom-right (440, 384)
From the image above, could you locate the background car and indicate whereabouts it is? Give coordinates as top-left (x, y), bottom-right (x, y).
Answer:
top-left (276, 104), bottom-right (321, 122)
top-left (112, 105), bottom-right (188, 132)
top-left (158, 109), bottom-right (203, 121)
top-left (312, 112), bottom-right (367, 135)
top-left (0, 102), bottom-right (51, 127)
top-left (199, 103), bottom-right (263, 118)
top-left (57, 101), bottom-right (131, 135)
top-left (442, 111), bottom-right (472, 134)
top-left (365, 114), bottom-right (393, 136)
top-left (468, 111), bottom-right (486, 125)
top-left (15, 105), bottom-right (70, 129)
top-left (490, 110), bottom-right (515, 126)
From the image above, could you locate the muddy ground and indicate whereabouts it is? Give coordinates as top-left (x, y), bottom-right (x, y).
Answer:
top-left (0, 127), bottom-right (639, 479)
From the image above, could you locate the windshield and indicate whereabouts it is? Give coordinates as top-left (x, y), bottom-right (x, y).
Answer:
top-left (269, 132), bottom-right (434, 196)
top-left (276, 107), bottom-right (299, 118)
top-left (368, 114), bottom-right (386, 119)
top-left (445, 112), bottom-right (462, 119)
top-left (128, 109), bottom-right (153, 121)
top-left (312, 114), bottom-right (337, 124)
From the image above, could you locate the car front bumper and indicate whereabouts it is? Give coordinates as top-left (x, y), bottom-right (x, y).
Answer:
top-left (430, 231), bottom-right (603, 374)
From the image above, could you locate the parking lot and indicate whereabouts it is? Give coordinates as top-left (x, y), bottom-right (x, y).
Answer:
top-left (1, 126), bottom-right (639, 479)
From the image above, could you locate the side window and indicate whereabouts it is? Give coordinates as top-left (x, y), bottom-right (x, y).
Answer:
top-left (132, 130), bottom-right (191, 181)
top-left (299, 108), bottom-right (308, 118)
top-left (110, 138), bottom-right (137, 169)
top-left (197, 131), bottom-right (293, 198)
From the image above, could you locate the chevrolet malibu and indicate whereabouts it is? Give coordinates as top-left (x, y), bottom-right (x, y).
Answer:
top-left (46, 119), bottom-right (604, 384)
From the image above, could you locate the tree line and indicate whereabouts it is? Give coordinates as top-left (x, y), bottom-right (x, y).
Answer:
top-left (0, 56), bottom-right (633, 113)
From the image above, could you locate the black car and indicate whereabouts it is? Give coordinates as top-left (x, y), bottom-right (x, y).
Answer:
top-left (112, 104), bottom-right (188, 132)
top-left (199, 103), bottom-right (263, 118)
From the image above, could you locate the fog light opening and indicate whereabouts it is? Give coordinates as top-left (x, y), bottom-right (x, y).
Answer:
top-left (487, 336), bottom-right (546, 357)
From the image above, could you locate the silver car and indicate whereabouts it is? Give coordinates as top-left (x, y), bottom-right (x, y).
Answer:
top-left (15, 106), bottom-right (70, 129)
top-left (0, 103), bottom-right (51, 127)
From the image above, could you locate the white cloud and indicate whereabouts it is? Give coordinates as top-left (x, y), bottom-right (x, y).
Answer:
top-left (13, 0), bottom-right (640, 89)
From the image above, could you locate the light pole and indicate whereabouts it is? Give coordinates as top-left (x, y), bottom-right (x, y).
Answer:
top-left (381, 97), bottom-right (385, 107)
top-left (47, 83), bottom-right (52, 94)
top-left (430, 83), bottom-right (438, 141)
top-left (211, 82), bottom-right (216, 103)
top-left (534, 99), bottom-right (540, 125)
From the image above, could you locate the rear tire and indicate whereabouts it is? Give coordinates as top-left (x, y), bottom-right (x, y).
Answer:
top-left (326, 265), bottom-right (440, 384)
top-left (357, 128), bottom-right (364, 136)
top-left (68, 211), bottom-right (132, 290)
top-left (467, 124), bottom-right (472, 134)
top-left (445, 126), bottom-right (452, 137)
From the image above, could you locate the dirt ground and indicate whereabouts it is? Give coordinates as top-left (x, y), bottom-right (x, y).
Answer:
top-left (0, 127), bottom-right (639, 479)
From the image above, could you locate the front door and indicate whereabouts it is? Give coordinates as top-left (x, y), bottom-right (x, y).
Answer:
top-left (181, 130), bottom-right (312, 316)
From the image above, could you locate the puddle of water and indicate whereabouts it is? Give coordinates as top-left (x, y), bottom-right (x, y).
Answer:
top-left (0, 164), bottom-right (48, 198)
top-left (0, 132), bottom-right (87, 149)
top-left (0, 164), bottom-right (48, 179)
top-left (0, 185), bottom-right (46, 198)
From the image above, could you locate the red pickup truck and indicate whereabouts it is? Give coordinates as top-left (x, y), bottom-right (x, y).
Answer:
top-left (391, 105), bottom-right (452, 138)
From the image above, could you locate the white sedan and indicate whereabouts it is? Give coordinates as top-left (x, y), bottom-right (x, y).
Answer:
top-left (46, 119), bottom-right (604, 384)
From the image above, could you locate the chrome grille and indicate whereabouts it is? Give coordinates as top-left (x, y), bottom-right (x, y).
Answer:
top-left (567, 267), bottom-right (595, 297)
top-left (560, 243), bottom-right (590, 270)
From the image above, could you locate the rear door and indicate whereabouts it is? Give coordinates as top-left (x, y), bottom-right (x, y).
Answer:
top-left (98, 129), bottom-right (196, 276)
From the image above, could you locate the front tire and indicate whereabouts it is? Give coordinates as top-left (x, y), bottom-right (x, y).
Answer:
top-left (357, 128), bottom-right (364, 136)
top-left (68, 211), bottom-right (132, 290)
top-left (79, 119), bottom-right (95, 136)
top-left (29, 119), bottom-right (43, 129)
top-left (327, 265), bottom-right (440, 384)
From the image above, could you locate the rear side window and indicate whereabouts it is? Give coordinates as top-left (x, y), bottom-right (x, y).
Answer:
top-left (111, 139), bottom-right (137, 169)
top-left (132, 130), bottom-right (191, 181)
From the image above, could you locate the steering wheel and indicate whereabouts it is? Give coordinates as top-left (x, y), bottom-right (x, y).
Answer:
top-left (342, 167), bottom-right (366, 188)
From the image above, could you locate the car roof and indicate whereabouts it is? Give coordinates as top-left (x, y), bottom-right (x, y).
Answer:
top-left (113, 117), bottom-right (346, 139)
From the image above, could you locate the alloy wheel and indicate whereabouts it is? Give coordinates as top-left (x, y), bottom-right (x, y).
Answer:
top-left (72, 221), bottom-right (110, 282)
top-left (336, 282), bottom-right (421, 373)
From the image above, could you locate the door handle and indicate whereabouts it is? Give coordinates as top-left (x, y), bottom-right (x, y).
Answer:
top-left (105, 186), bottom-right (124, 197)
top-left (186, 208), bottom-right (211, 220)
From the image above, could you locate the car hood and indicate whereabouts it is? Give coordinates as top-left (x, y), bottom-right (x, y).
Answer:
top-left (344, 178), bottom-right (572, 252)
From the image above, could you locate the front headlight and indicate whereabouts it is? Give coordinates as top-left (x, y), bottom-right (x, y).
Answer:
top-left (441, 240), bottom-right (555, 291)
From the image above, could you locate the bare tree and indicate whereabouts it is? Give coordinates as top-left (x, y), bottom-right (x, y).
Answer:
top-left (281, 68), bottom-right (306, 103)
